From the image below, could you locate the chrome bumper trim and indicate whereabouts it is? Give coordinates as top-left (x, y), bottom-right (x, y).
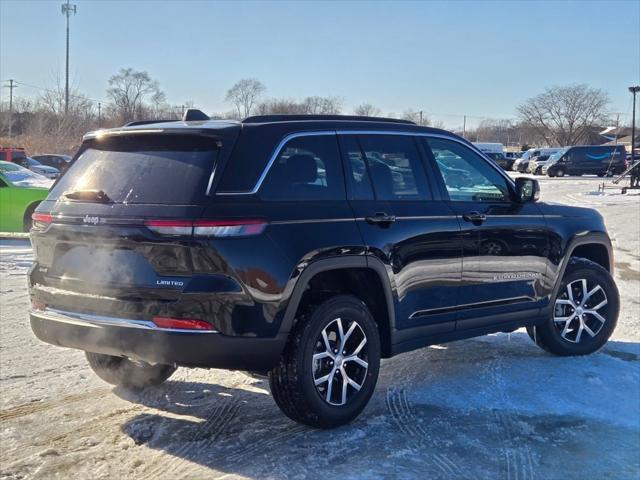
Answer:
top-left (31, 308), bottom-right (219, 334)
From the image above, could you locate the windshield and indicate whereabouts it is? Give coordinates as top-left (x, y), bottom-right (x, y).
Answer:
top-left (27, 157), bottom-right (42, 166)
top-left (0, 162), bottom-right (53, 188)
top-left (549, 148), bottom-right (569, 162)
top-left (48, 135), bottom-right (218, 205)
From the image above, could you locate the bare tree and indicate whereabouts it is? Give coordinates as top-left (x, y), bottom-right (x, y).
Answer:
top-left (256, 98), bottom-right (306, 115)
top-left (255, 96), bottom-right (342, 115)
top-left (225, 78), bottom-right (266, 118)
top-left (517, 84), bottom-right (610, 146)
top-left (301, 96), bottom-right (342, 114)
top-left (353, 103), bottom-right (381, 117)
top-left (106, 68), bottom-right (164, 123)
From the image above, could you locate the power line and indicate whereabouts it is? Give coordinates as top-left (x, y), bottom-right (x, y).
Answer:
top-left (12, 80), bottom-right (107, 105)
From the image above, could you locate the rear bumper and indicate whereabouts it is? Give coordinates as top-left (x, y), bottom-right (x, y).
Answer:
top-left (30, 308), bottom-right (286, 372)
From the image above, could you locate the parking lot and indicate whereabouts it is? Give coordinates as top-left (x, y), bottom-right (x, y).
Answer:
top-left (1, 175), bottom-right (639, 480)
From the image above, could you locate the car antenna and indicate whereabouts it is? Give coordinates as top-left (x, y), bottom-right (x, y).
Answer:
top-left (183, 109), bottom-right (210, 122)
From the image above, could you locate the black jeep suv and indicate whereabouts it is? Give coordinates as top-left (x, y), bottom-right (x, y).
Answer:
top-left (29, 112), bottom-right (619, 428)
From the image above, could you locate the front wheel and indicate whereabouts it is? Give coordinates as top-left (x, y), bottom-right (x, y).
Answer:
top-left (269, 295), bottom-right (381, 428)
top-left (528, 258), bottom-right (619, 356)
top-left (85, 352), bottom-right (176, 389)
top-left (555, 168), bottom-right (565, 177)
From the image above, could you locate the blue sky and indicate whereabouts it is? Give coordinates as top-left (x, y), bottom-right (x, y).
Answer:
top-left (1, 0), bottom-right (639, 127)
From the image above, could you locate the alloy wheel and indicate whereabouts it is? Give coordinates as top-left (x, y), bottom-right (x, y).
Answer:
top-left (553, 278), bottom-right (609, 344)
top-left (312, 318), bottom-right (368, 406)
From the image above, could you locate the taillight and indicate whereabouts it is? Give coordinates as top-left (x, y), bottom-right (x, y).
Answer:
top-left (152, 316), bottom-right (215, 331)
top-left (31, 212), bottom-right (53, 231)
top-left (145, 219), bottom-right (267, 237)
top-left (144, 219), bottom-right (193, 236)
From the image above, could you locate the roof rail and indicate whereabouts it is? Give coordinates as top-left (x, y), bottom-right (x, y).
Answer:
top-left (123, 119), bottom-right (179, 127)
top-left (242, 114), bottom-right (416, 125)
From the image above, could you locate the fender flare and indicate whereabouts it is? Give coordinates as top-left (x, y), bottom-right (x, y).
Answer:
top-left (279, 255), bottom-right (396, 339)
top-left (550, 231), bottom-right (613, 301)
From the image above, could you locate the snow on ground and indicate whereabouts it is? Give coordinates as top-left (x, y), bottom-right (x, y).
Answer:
top-left (1, 176), bottom-right (639, 479)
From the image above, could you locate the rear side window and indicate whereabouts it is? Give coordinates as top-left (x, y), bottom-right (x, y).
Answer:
top-left (356, 135), bottom-right (429, 201)
top-left (48, 135), bottom-right (218, 205)
top-left (260, 135), bottom-right (345, 201)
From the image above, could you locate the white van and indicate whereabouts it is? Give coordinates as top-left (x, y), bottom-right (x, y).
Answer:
top-left (514, 147), bottom-right (563, 173)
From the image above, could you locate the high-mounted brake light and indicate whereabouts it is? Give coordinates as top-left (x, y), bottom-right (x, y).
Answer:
top-left (31, 212), bottom-right (53, 231)
top-left (144, 219), bottom-right (267, 237)
top-left (152, 316), bottom-right (215, 331)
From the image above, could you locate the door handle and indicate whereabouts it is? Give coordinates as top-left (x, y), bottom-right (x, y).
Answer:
top-left (462, 211), bottom-right (487, 223)
top-left (365, 212), bottom-right (396, 225)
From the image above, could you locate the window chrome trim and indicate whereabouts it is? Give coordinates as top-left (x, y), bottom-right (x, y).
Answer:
top-left (216, 130), bottom-right (336, 196)
top-left (216, 129), bottom-right (514, 196)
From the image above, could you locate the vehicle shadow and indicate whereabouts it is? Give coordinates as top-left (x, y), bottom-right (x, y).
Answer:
top-left (117, 332), bottom-right (639, 479)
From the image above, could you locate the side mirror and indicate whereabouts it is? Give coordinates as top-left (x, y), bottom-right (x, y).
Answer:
top-left (514, 177), bottom-right (539, 203)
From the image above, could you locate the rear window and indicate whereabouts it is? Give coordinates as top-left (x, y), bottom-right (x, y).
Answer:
top-left (48, 135), bottom-right (218, 205)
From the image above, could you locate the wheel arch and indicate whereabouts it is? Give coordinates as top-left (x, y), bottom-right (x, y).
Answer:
top-left (552, 232), bottom-right (613, 300)
top-left (23, 200), bottom-right (42, 232)
top-left (280, 256), bottom-right (396, 357)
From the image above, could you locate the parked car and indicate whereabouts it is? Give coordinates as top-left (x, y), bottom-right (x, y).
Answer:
top-left (32, 154), bottom-right (73, 172)
top-left (0, 161), bottom-right (52, 232)
top-left (515, 148), bottom-right (563, 173)
top-left (472, 142), bottom-right (512, 170)
top-left (528, 155), bottom-right (550, 175)
top-left (29, 112), bottom-right (620, 428)
top-left (544, 145), bottom-right (627, 177)
top-left (13, 157), bottom-right (60, 179)
top-left (505, 151), bottom-right (521, 162)
top-left (0, 146), bottom-right (27, 163)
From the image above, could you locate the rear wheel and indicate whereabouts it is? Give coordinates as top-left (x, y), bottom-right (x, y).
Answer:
top-left (269, 295), bottom-right (381, 428)
top-left (528, 258), bottom-right (619, 356)
top-left (85, 352), bottom-right (176, 389)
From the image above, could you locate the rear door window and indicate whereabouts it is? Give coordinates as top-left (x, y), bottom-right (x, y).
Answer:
top-left (260, 134), bottom-right (345, 201)
top-left (355, 135), bottom-right (429, 201)
top-left (48, 135), bottom-right (218, 205)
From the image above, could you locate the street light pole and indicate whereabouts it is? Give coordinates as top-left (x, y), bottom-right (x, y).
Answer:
top-left (630, 86), bottom-right (640, 163)
top-left (61, 0), bottom-right (77, 116)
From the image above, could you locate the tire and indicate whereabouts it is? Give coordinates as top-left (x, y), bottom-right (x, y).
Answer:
top-left (555, 168), bottom-right (565, 177)
top-left (85, 352), bottom-right (176, 389)
top-left (269, 295), bottom-right (381, 428)
top-left (528, 257), bottom-right (619, 356)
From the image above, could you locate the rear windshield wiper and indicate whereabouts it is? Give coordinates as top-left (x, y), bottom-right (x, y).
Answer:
top-left (63, 189), bottom-right (113, 203)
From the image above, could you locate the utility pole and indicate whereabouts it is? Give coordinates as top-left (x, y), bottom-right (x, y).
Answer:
top-left (61, 0), bottom-right (77, 116)
top-left (4, 79), bottom-right (17, 137)
top-left (419, 110), bottom-right (423, 126)
top-left (5, 78), bottom-right (17, 137)
top-left (97, 102), bottom-right (102, 126)
top-left (462, 115), bottom-right (466, 139)
top-left (630, 86), bottom-right (640, 163)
